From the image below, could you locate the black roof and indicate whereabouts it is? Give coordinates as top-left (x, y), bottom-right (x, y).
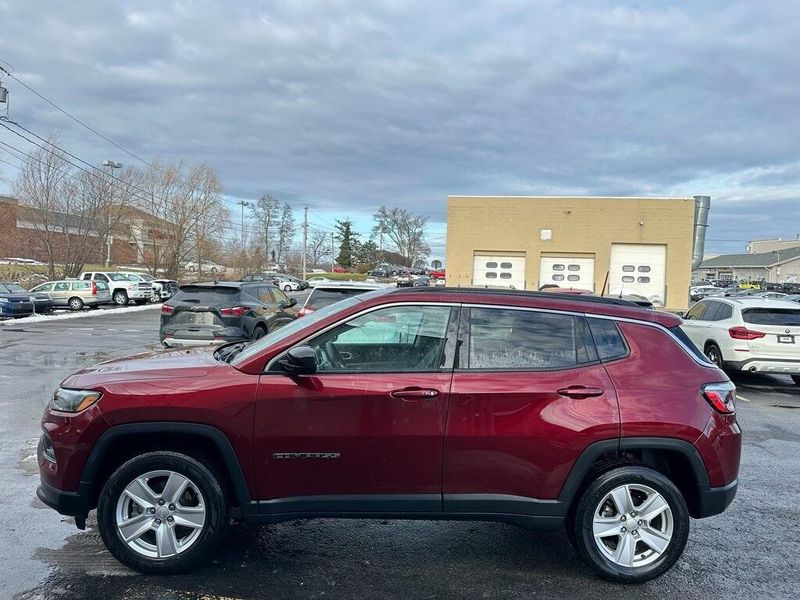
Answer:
top-left (180, 280), bottom-right (274, 289)
top-left (391, 286), bottom-right (640, 308)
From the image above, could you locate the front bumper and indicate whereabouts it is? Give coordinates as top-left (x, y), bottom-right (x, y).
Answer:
top-left (37, 479), bottom-right (89, 517)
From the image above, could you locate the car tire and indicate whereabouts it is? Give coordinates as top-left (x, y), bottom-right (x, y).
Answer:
top-left (704, 342), bottom-right (723, 368)
top-left (283, 284), bottom-right (292, 292)
top-left (68, 297), bottom-right (84, 311)
top-left (251, 324), bottom-right (268, 340)
top-left (149, 294), bottom-right (161, 304)
top-left (113, 290), bottom-right (129, 306)
top-left (570, 465), bottom-right (689, 584)
top-left (97, 451), bottom-right (229, 574)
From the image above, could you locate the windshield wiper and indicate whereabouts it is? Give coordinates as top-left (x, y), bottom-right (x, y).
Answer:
top-left (215, 341), bottom-right (248, 363)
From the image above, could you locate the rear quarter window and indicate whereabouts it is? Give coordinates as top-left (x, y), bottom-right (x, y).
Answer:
top-left (587, 318), bottom-right (628, 361)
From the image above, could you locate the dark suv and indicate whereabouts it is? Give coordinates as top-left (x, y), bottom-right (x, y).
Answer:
top-left (160, 281), bottom-right (297, 347)
top-left (38, 288), bottom-right (740, 582)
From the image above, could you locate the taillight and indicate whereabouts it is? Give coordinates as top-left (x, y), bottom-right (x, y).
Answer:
top-left (728, 326), bottom-right (766, 340)
top-left (91, 280), bottom-right (97, 296)
top-left (161, 305), bottom-right (174, 315)
top-left (702, 382), bottom-right (736, 414)
top-left (220, 306), bottom-right (250, 317)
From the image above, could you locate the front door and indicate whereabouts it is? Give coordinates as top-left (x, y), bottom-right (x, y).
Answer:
top-left (253, 304), bottom-right (458, 514)
top-left (444, 306), bottom-right (619, 515)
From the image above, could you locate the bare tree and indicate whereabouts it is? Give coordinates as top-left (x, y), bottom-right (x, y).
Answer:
top-left (13, 137), bottom-right (71, 278)
top-left (371, 206), bottom-right (431, 265)
top-left (132, 161), bottom-right (228, 278)
top-left (306, 229), bottom-right (330, 268)
top-left (252, 194), bottom-right (280, 266)
top-left (276, 202), bottom-right (295, 264)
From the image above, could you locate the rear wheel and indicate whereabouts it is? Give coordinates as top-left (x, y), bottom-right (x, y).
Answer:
top-left (704, 342), bottom-right (723, 368)
top-left (97, 451), bottom-right (228, 574)
top-left (283, 284), bottom-right (292, 292)
top-left (570, 466), bottom-right (689, 583)
top-left (251, 324), bottom-right (268, 340)
top-left (68, 297), bottom-right (84, 311)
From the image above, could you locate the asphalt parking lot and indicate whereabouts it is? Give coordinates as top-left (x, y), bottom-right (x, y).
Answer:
top-left (1, 306), bottom-right (799, 600)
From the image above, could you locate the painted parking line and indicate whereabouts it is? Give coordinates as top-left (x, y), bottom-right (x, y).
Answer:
top-left (737, 394), bottom-right (751, 402)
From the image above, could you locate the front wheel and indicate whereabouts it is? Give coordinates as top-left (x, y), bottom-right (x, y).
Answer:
top-left (97, 451), bottom-right (229, 574)
top-left (570, 466), bottom-right (689, 583)
top-left (68, 297), bottom-right (84, 311)
top-left (283, 284), bottom-right (292, 292)
top-left (704, 343), bottom-right (723, 368)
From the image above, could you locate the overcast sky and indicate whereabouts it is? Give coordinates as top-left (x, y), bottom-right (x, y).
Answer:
top-left (1, 0), bottom-right (799, 258)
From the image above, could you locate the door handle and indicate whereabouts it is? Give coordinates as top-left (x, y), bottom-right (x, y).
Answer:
top-left (557, 385), bottom-right (604, 399)
top-left (390, 387), bottom-right (440, 400)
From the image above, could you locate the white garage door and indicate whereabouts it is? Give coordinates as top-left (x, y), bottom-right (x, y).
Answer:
top-left (539, 257), bottom-right (595, 292)
top-left (609, 244), bottom-right (667, 306)
top-left (473, 254), bottom-right (526, 289)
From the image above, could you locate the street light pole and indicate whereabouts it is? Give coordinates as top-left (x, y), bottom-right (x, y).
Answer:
top-left (100, 160), bottom-right (122, 267)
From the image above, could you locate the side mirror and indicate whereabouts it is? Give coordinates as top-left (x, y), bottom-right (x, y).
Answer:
top-left (289, 297), bottom-right (297, 307)
top-left (280, 345), bottom-right (318, 375)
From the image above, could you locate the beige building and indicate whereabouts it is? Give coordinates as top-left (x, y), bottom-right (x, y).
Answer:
top-left (446, 195), bottom-right (701, 310)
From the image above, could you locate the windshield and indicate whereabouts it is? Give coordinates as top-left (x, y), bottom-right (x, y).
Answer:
top-left (231, 296), bottom-right (362, 365)
top-left (131, 273), bottom-right (154, 281)
top-left (4, 283), bottom-right (28, 293)
top-left (107, 272), bottom-right (130, 281)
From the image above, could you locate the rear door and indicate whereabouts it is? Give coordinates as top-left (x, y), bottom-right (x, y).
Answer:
top-left (444, 306), bottom-right (618, 512)
top-left (51, 282), bottom-right (71, 305)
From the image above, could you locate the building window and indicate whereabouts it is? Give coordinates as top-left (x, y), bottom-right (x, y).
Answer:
top-left (499, 272), bottom-right (512, 279)
top-left (568, 264), bottom-right (581, 271)
top-left (500, 262), bottom-right (513, 269)
top-left (638, 265), bottom-right (651, 273)
top-left (622, 265), bottom-right (635, 272)
top-left (552, 274), bottom-right (565, 281)
top-left (486, 261), bottom-right (498, 269)
top-left (638, 276), bottom-right (650, 283)
top-left (622, 276), bottom-right (635, 283)
top-left (485, 272), bottom-right (498, 279)
top-left (552, 264), bottom-right (565, 271)
top-left (567, 274), bottom-right (580, 282)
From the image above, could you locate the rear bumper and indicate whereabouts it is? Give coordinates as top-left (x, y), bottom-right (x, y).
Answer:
top-left (724, 357), bottom-right (800, 375)
top-left (696, 478), bottom-right (738, 518)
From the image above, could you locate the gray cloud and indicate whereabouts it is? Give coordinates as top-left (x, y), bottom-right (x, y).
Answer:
top-left (0, 0), bottom-right (799, 255)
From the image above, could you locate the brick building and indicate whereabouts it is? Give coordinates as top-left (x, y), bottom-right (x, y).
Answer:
top-left (0, 195), bottom-right (171, 266)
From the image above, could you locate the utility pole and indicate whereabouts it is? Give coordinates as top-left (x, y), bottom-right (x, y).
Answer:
top-left (302, 206), bottom-right (308, 280)
top-left (101, 160), bottom-right (122, 267)
top-left (330, 232), bottom-right (335, 272)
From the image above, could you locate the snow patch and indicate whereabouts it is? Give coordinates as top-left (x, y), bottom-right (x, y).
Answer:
top-left (0, 304), bottom-right (160, 326)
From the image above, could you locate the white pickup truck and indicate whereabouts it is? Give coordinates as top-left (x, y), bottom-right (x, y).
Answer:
top-left (79, 271), bottom-right (153, 305)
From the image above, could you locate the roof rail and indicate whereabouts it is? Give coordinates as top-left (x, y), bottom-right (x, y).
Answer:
top-left (392, 287), bottom-right (640, 307)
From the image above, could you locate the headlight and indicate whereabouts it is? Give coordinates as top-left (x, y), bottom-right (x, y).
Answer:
top-left (52, 388), bottom-right (102, 412)
top-left (0, 297), bottom-right (8, 303)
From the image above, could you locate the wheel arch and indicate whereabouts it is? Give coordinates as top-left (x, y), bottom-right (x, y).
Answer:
top-left (559, 437), bottom-right (712, 519)
top-left (80, 422), bottom-right (253, 515)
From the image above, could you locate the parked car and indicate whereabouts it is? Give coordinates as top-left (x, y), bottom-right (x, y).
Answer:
top-left (332, 266), bottom-right (348, 273)
top-left (153, 278), bottom-right (179, 300)
top-left (280, 274), bottom-right (309, 290)
top-left (0, 282), bottom-right (53, 312)
top-left (273, 276), bottom-right (301, 292)
top-left (121, 272), bottom-right (165, 303)
top-left (183, 260), bottom-right (227, 274)
top-left (79, 271), bottom-right (153, 305)
top-left (306, 276), bottom-right (333, 287)
top-left (37, 287), bottom-right (740, 581)
top-left (689, 285), bottom-right (720, 302)
top-left (160, 281), bottom-right (298, 347)
top-left (682, 297), bottom-right (800, 383)
top-left (396, 275), bottom-right (431, 288)
top-left (298, 282), bottom-right (388, 316)
top-left (749, 291), bottom-right (787, 299)
top-left (0, 284), bottom-right (35, 318)
top-left (784, 294), bottom-right (800, 303)
top-left (240, 272), bottom-right (280, 283)
top-left (30, 279), bottom-right (111, 310)
top-left (429, 268), bottom-right (446, 280)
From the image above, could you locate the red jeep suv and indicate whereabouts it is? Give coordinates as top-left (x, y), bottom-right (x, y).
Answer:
top-left (37, 288), bottom-right (740, 583)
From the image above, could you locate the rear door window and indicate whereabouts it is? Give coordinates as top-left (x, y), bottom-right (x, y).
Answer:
top-left (72, 282), bottom-right (91, 291)
top-left (464, 307), bottom-right (593, 370)
top-left (701, 301), bottom-right (722, 321)
top-left (741, 308), bottom-right (800, 326)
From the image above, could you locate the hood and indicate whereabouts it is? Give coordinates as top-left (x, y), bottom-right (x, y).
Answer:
top-left (0, 293), bottom-right (34, 302)
top-left (62, 345), bottom-right (222, 388)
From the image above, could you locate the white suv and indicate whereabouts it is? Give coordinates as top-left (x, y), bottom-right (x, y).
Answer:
top-left (682, 297), bottom-right (800, 383)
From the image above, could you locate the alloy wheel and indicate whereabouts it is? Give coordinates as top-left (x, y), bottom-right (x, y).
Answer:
top-left (705, 345), bottom-right (721, 367)
top-left (115, 470), bottom-right (206, 559)
top-left (592, 483), bottom-right (674, 568)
